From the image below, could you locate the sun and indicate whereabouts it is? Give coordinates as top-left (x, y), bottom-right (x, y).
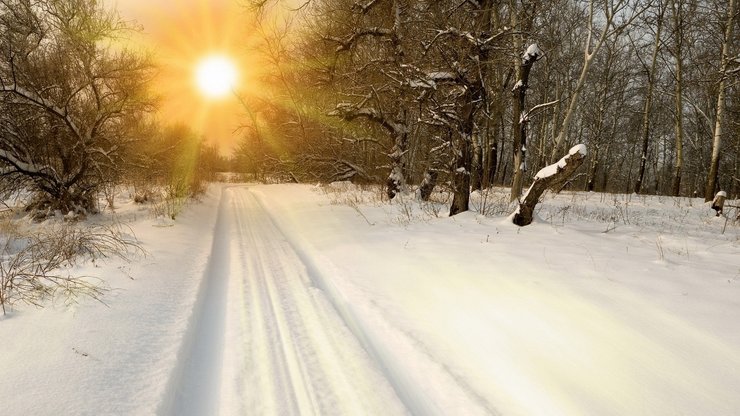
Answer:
top-left (195, 55), bottom-right (238, 98)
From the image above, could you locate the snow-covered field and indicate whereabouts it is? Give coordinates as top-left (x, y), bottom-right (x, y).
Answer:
top-left (1, 183), bottom-right (739, 415)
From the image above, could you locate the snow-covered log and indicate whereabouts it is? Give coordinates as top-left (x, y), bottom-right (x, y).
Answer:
top-left (512, 144), bottom-right (587, 226)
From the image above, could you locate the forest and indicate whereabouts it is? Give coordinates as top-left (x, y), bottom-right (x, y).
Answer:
top-left (0, 0), bottom-right (738, 221)
top-left (234, 0), bottom-right (739, 216)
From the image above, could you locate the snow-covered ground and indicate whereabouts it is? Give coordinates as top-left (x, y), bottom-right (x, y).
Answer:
top-left (1, 183), bottom-right (739, 415)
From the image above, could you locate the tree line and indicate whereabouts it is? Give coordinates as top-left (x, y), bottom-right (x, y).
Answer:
top-left (1, 0), bottom-right (737, 220)
top-left (237, 0), bottom-right (738, 216)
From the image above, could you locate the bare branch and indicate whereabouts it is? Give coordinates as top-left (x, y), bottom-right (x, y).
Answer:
top-left (325, 27), bottom-right (394, 52)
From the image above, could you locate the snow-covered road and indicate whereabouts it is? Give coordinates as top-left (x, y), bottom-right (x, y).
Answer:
top-left (157, 185), bottom-right (740, 416)
top-left (2, 183), bottom-right (739, 416)
top-left (163, 187), bottom-right (407, 415)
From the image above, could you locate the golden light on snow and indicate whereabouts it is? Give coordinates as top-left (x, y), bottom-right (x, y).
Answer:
top-left (195, 55), bottom-right (238, 98)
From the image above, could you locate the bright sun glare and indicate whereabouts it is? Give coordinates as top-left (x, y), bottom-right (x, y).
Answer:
top-left (195, 55), bottom-right (238, 98)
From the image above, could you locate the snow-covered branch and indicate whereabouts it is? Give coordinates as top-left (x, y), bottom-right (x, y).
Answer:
top-left (325, 27), bottom-right (394, 52)
top-left (353, 0), bottom-right (380, 14)
top-left (329, 103), bottom-right (407, 136)
top-left (521, 99), bottom-right (559, 124)
top-left (408, 71), bottom-right (458, 90)
top-left (0, 83), bottom-right (85, 141)
top-left (422, 27), bottom-right (512, 53)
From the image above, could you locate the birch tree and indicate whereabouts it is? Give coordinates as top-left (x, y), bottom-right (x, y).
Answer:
top-left (550, 0), bottom-right (646, 162)
top-left (704, 0), bottom-right (736, 201)
top-left (634, 0), bottom-right (665, 194)
top-left (669, 0), bottom-right (686, 196)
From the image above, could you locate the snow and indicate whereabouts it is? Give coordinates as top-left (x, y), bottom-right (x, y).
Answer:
top-left (535, 144), bottom-right (587, 180)
top-left (0, 149), bottom-right (46, 175)
top-left (428, 71), bottom-right (455, 81)
top-left (523, 43), bottom-right (543, 64)
top-left (1, 183), bottom-right (739, 415)
top-left (717, 191), bottom-right (727, 197)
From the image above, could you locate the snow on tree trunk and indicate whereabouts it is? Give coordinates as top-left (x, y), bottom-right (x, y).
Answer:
top-left (511, 43), bottom-right (542, 202)
top-left (386, 130), bottom-right (408, 200)
top-left (449, 133), bottom-right (472, 216)
top-left (512, 144), bottom-right (587, 226)
top-left (711, 191), bottom-right (727, 216)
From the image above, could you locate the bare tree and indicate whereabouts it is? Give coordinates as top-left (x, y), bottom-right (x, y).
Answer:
top-left (509, 1), bottom-right (542, 202)
top-left (669, 0), bottom-right (686, 196)
top-left (323, 0), bottom-right (413, 200)
top-left (550, 0), bottom-right (645, 162)
top-left (0, 0), bottom-right (153, 219)
top-left (705, 0), bottom-right (736, 201)
top-left (634, 0), bottom-right (665, 194)
top-left (243, 0), bottom-right (738, 212)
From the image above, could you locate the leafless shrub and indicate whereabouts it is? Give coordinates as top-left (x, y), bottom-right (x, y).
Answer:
top-left (419, 199), bottom-right (443, 218)
top-left (321, 182), bottom-right (384, 206)
top-left (392, 194), bottom-right (415, 226)
top-left (0, 224), bottom-right (143, 315)
top-left (472, 188), bottom-right (514, 217)
top-left (102, 183), bottom-right (117, 211)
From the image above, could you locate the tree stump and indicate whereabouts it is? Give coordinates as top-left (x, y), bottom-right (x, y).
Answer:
top-left (711, 191), bottom-right (726, 216)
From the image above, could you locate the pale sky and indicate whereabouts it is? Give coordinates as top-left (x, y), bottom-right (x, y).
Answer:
top-left (110, 0), bottom-right (261, 154)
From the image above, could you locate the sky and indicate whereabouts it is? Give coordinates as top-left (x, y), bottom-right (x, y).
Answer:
top-left (110, 0), bottom-right (262, 154)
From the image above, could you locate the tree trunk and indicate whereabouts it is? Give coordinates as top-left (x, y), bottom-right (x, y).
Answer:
top-left (387, 119), bottom-right (408, 199)
top-left (418, 169), bottom-right (438, 201)
top-left (509, 3), bottom-right (539, 202)
top-left (450, 87), bottom-right (476, 216)
top-left (513, 145), bottom-right (587, 226)
top-left (450, 133), bottom-right (472, 216)
top-left (471, 132), bottom-right (483, 191)
top-left (586, 42), bottom-right (616, 192)
top-left (510, 4), bottom-right (525, 201)
top-left (551, 0), bottom-right (615, 162)
top-left (449, 0), bottom-right (493, 216)
top-left (635, 1), bottom-right (664, 194)
top-left (483, 116), bottom-right (499, 188)
top-left (670, 0), bottom-right (684, 197)
top-left (733, 141), bottom-right (739, 199)
top-left (487, 139), bottom-right (498, 187)
top-left (586, 143), bottom-right (600, 192)
top-left (704, 0), bottom-right (735, 201)
top-left (510, 47), bottom-right (540, 201)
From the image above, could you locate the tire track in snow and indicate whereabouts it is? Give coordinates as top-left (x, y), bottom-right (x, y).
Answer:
top-left (162, 187), bottom-right (407, 415)
top-left (159, 187), bottom-right (233, 416)
top-left (250, 188), bottom-right (502, 416)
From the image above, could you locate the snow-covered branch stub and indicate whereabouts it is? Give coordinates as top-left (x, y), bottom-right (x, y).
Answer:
top-left (522, 43), bottom-right (543, 65)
